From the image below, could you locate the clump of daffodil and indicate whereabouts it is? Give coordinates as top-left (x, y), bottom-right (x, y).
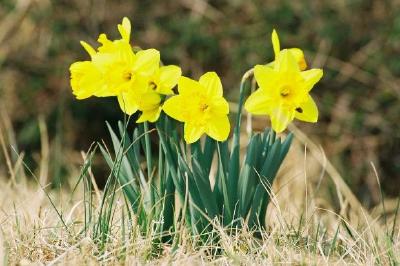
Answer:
top-left (245, 29), bottom-right (323, 133)
top-left (69, 17), bottom-right (181, 123)
top-left (163, 72), bottom-right (230, 143)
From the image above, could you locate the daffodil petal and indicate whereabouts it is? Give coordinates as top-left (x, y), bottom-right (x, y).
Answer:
top-left (300, 69), bottom-right (323, 92)
top-left (137, 107), bottom-right (162, 123)
top-left (133, 49), bottom-right (160, 76)
top-left (206, 115), bottom-right (230, 142)
top-left (97, 33), bottom-right (112, 47)
top-left (210, 97), bottom-right (229, 115)
top-left (70, 61), bottom-right (105, 99)
top-left (118, 17), bottom-right (131, 42)
top-left (163, 96), bottom-right (186, 122)
top-left (275, 49), bottom-right (299, 73)
top-left (270, 107), bottom-right (294, 133)
top-left (178, 76), bottom-right (204, 95)
top-left (254, 65), bottom-right (279, 91)
top-left (288, 48), bottom-right (307, 70)
top-left (244, 89), bottom-right (273, 115)
top-left (199, 71), bottom-right (223, 97)
top-left (80, 41), bottom-right (96, 58)
top-left (294, 95), bottom-right (318, 122)
top-left (157, 65), bottom-right (181, 95)
top-left (272, 29), bottom-right (280, 58)
top-left (137, 91), bottom-right (161, 110)
top-left (184, 123), bottom-right (204, 144)
top-left (118, 91), bottom-right (139, 115)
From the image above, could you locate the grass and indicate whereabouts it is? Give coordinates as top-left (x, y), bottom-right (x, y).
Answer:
top-left (0, 119), bottom-right (399, 265)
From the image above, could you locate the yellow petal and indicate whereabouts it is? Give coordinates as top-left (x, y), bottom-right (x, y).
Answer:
top-left (136, 91), bottom-right (161, 110)
top-left (70, 61), bottom-right (104, 99)
top-left (275, 49), bottom-right (299, 73)
top-left (198, 71), bottom-right (223, 97)
top-left (118, 17), bottom-right (131, 42)
top-left (97, 33), bottom-right (112, 47)
top-left (133, 49), bottom-right (160, 76)
top-left (184, 123), bottom-right (204, 144)
top-left (80, 41), bottom-right (96, 58)
top-left (253, 65), bottom-right (279, 91)
top-left (178, 76), bottom-right (203, 95)
top-left (244, 89), bottom-right (274, 115)
top-left (272, 29), bottom-right (280, 58)
top-left (137, 107), bottom-right (162, 123)
top-left (210, 97), bottom-right (229, 115)
top-left (294, 95), bottom-right (318, 122)
top-left (300, 68), bottom-right (323, 92)
top-left (288, 48), bottom-right (307, 71)
top-left (157, 65), bottom-right (181, 95)
top-left (205, 115), bottom-right (230, 142)
top-left (118, 91), bottom-right (139, 115)
top-left (270, 107), bottom-right (294, 133)
top-left (163, 95), bottom-right (186, 122)
top-left (133, 76), bottom-right (151, 94)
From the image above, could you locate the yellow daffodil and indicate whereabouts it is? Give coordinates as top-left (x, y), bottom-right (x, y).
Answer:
top-left (148, 65), bottom-right (182, 95)
top-left (82, 18), bottom-right (161, 97)
top-left (163, 72), bottom-right (230, 143)
top-left (70, 17), bottom-right (161, 98)
top-left (118, 63), bottom-right (181, 122)
top-left (245, 49), bottom-right (323, 133)
top-left (70, 17), bottom-right (133, 99)
top-left (113, 47), bottom-right (160, 104)
top-left (70, 17), bottom-right (175, 123)
top-left (271, 29), bottom-right (307, 71)
top-left (70, 61), bottom-right (106, 99)
top-left (131, 65), bottom-right (181, 123)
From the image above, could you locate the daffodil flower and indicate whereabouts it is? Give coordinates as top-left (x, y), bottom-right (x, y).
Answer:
top-left (148, 65), bottom-right (182, 95)
top-left (70, 17), bottom-right (133, 99)
top-left (131, 65), bottom-right (181, 123)
top-left (270, 29), bottom-right (307, 71)
top-left (114, 48), bottom-right (161, 112)
top-left (118, 64), bottom-right (181, 121)
top-left (70, 17), bottom-right (174, 123)
top-left (70, 61), bottom-right (106, 99)
top-left (163, 72), bottom-right (230, 143)
top-left (245, 49), bottom-right (323, 133)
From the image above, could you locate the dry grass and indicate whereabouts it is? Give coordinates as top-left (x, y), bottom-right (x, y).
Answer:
top-left (0, 120), bottom-right (399, 265)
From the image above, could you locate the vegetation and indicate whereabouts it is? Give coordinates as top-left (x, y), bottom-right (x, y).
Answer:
top-left (0, 0), bottom-right (399, 264)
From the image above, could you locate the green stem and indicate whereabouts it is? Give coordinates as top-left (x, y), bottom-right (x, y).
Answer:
top-left (228, 68), bottom-right (253, 220)
top-left (143, 121), bottom-right (156, 211)
top-left (232, 68), bottom-right (254, 151)
top-left (143, 122), bottom-right (153, 177)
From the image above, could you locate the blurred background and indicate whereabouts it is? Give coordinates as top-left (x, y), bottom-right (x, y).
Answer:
top-left (0, 0), bottom-right (399, 207)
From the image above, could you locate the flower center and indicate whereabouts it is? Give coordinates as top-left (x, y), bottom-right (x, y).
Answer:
top-left (280, 85), bottom-right (291, 97)
top-left (295, 107), bottom-right (303, 113)
top-left (123, 71), bottom-right (134, 81)
top-left (199, 103), bottom-right (209, 112)
top-left (149, 81), bottom-right (157, 90)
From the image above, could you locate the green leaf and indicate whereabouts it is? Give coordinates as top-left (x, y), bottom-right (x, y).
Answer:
top-left (216, 142), bottom-right (233, 224)
top-left (238, 134), bottom-right (261, 217)
top-left (99, 144), bottom-right (140, 213)
top-left (248, 184), bottom-right (266, 229)
top-left (202, 137), bottom-right (216, 177)
top-left (279, 132), bottom-right (293, 164)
